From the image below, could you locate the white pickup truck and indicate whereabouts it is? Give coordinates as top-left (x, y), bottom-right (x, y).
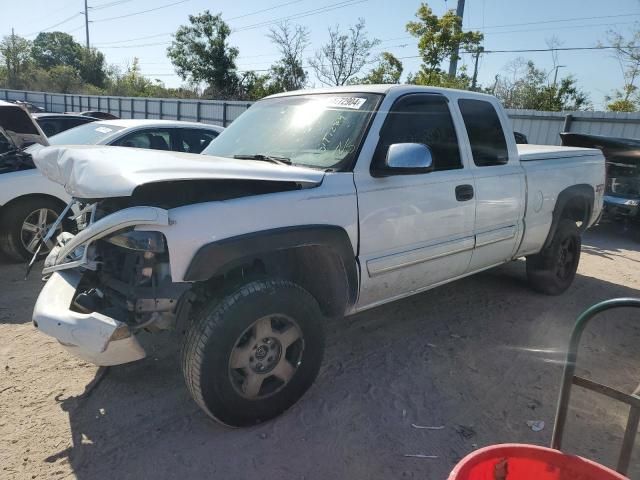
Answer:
top-left (31, 85), bottom-right (605, 427)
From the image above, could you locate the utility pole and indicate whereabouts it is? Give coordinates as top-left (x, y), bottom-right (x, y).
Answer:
top-left (448, 0), bottom-right (466, 77)
top-left (471, 46), bottom-right (484, 91)
top-left (552, 65), bottom-right (566, 87)
top-left (83, 0), bottom-right (90, 49)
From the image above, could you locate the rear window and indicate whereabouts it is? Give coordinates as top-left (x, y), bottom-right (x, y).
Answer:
top-left (458, 99), bottom-right (509, 167)
top-left (48, 122), bottom-right (125, 145)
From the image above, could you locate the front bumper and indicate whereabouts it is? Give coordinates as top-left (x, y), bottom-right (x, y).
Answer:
top-left (603, 195), bottom-right (640, 218)
top-left (33, 270), bottom-right (146, 366)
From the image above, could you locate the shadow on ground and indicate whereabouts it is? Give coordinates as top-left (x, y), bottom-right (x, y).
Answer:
top-left (45, 256), bottom-right (640, 479)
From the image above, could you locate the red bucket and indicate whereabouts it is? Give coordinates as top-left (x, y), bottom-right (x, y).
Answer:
top-left (448, 444), bottom-right (628, 480)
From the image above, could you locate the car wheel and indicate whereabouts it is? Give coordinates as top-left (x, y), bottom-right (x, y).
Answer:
top-left (182, 279), bottom-right (325, 427)
top-left (0, 198), bottom-right (64, 262)
top-left (526, 219), bottom-right (582, 295)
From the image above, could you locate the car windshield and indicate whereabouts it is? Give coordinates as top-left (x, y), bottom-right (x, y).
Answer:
top-left (47, 122), bottom-right (125, 145)
top-left (202, 93), bottom-right (381, 169)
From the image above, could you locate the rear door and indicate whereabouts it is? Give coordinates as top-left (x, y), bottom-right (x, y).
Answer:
top-left (354, 93), bottom-right (476, 309)
top-left (456, 98), bottom-right (525, 271)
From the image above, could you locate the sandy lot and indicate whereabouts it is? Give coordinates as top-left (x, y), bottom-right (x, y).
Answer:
top-left (1, 223), bottom-right (639, 480)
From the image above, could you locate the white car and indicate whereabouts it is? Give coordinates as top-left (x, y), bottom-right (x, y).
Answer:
top-left (32, 85), bottom-right (605, 427)
top-left (0, 110), bottom-right (223, 261)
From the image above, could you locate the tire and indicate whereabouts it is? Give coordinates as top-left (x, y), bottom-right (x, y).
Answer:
top-left (182, 279), bottom-right (325, 427)
top-left (526, 219), bottom-right (582, 295)
top-left (0, 197), bottom-right (64, 262)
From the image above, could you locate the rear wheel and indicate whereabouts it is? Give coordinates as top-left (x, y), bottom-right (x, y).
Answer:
top-left (181, 279), bottom-right (325, 427)
top-left (0, 198), bottom-right (64, 262)
top-left (526, 219), bottom-right (582, 295)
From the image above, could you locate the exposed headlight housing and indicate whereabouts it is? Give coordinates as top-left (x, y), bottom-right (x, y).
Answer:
top-left (104, 230), bottom-right (166, 252)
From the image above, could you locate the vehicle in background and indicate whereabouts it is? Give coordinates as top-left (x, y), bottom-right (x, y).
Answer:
top-left (8, 100), bottom-right (45, 113)
top-left (45, 119), bottom-right (223, 153)
top-left (561, 132), bottom-right (640, 222)
top-left (31, 85), bottom-right (605, 427)
top-left (33, 113), bottom-right (100, 137)
top-left (70, 110), bottom-right (120, 120)
top-left (0, 110), bottom-right (224, 261)
top-left (514, 131), bottom-right (528, 144)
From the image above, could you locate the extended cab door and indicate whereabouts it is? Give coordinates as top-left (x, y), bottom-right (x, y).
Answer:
top-left (354, 93), bottom-right (476, 310)
top-left (456, 98), bottom-right (525, 272)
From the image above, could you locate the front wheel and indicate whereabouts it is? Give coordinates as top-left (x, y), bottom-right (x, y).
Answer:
top-left (526, 219), bottom-right (582, 295)
top-left (181, 279), bottom-right (325, 427)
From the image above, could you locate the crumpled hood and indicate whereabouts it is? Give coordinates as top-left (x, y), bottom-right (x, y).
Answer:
top-left (33, 145), bottom-right (325, 199)
top-left (0, 100), bottom-right (49, 149)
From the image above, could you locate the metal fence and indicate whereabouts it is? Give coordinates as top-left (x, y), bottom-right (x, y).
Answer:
top-left (0, 88), bottom-right (252, 127)
top-left (506, 109), bottom-right (640, 145)
top-left (4, 88), bottom-right (640, 144)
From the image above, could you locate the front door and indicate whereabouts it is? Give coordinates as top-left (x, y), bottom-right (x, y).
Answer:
top-left (354, 93), bottom-right (476, 310)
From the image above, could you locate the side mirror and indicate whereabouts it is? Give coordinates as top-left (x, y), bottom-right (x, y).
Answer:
top-left (383, 143), bottom-right (434, 175)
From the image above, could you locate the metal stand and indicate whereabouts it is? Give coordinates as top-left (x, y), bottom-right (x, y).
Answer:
top-left (551, 298), bottom-right (640, 476)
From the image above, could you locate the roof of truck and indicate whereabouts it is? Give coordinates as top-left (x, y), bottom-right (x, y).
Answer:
top-left (266, 84), bottom-right (498, 101)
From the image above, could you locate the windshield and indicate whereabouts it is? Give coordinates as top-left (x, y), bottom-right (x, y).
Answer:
top-left (47, 122), bottom-right (125, 146)
top-left (202, 93), bottom-right (381, 169)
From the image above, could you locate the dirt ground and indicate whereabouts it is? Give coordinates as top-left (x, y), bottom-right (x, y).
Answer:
top-left (1, 222), bottom-right (639, 480)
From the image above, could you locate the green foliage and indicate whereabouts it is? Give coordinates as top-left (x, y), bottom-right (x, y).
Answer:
top-left (357, 52), bottom-right (403, 84)
top-left (492, 59), bottom-right (589, 111)
top-left (607, 99), bottom-right (636, 112)
top-left (167, 11), bottom-right (239, 98)
top-left (0, 33), bottom-right (33, 89)
top-left (604, 30), bottom-right (640, 111)
top-left (406, 2), bottom-right (483, 84)
top-left (31, 32), bottom-right (82, 70)
top-left (78, 48), bottom-right (107, 88)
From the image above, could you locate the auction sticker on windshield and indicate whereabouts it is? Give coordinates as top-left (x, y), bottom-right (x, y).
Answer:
top-left (325, 97), bottom-right (367, 109)
top-left (95, 127), bottom-right (113, 133)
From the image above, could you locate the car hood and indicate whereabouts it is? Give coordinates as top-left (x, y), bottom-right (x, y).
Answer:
top-left (0, 100), bottom-right (49, 149)
top-left (33, 145), bottom-right (326, 199)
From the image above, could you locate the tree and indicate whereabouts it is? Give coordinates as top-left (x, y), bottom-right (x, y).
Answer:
top-left (603, 29), bottom-right (640, 111)
top-left (31, 32), bottom-right (82, 70)
top-left (47, 65), bottom-right (83, 93)
top-left (268, 21), bottom-right (309, 91)
top-left (492, 59), bottom-right (589, 111)
top-left (309, 19), bottom-right (379, 86)
top-left (406, 2), bottom-right (483, 86)
top-left (0, 33), bottom-right (32, 89)
top-left (357, 52), bottom-right (403, 84)
top-left (79, 48), bottom-right (107, 88)
top-left (167, 11), bottom-right (240, 98)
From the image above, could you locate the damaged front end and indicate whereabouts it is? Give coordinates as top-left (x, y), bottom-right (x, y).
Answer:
top-left (33, 199), bottom-right (190, 366)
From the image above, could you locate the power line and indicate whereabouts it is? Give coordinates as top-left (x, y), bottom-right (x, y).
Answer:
top-left (92, 0), bottom-right (190, 23)
top-left (468, 12), bottom-right (640, 30)
top-left (95, 0), bottom-right (367, 47)
top-left (90, 0), bottom-right (136, 10)
top-left (233, 0), bottom-right (368, 32)
top-left (23, 12), bottom-right (83, 37)
top-left (226, 0), bottom-right (305, 21)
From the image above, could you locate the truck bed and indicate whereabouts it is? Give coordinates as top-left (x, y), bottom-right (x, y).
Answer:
top-left (517, 144), bottom-right (602, 161)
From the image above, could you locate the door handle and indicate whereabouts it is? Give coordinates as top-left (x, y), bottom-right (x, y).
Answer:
top-left (455, 184), bottom-right (474, 202)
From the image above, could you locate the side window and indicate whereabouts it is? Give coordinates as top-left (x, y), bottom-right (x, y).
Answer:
top-left (114, 129), bottom-right (171, 151)
top-left (373, 94), bottom-right (462, 172)
top-left (458, 99), bottom-right (509, 167)
top-left (179, 129), bottom-right (219, 154)
top-left (37, 119), bottom-right (60, 137)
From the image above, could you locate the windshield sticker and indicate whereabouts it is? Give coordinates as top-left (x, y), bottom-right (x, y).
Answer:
top-left (95, 127), bottom-right (113, 133)
top-left (325, 97), bottom-right (367, 109)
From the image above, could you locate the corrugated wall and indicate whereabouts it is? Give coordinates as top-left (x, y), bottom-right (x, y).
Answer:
top-left (4, 88), bottom-right (640, 144)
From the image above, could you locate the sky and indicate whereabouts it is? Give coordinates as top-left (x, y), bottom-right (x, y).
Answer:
top-left (1, 0), bottom-right (640, 109)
